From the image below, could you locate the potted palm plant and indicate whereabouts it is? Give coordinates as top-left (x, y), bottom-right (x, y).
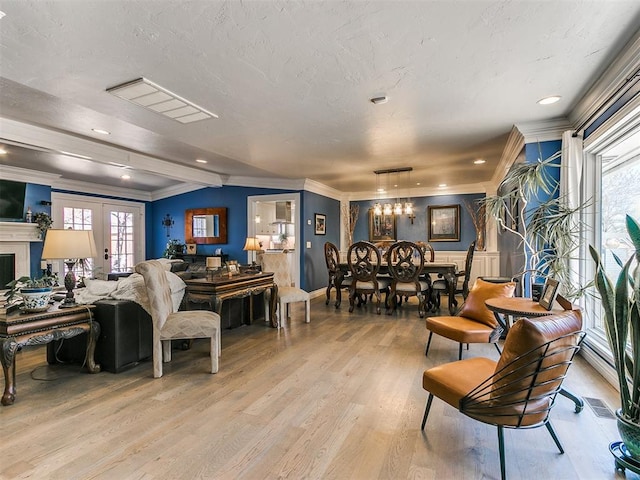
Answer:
top-left (482, 150), bottom-right (588, 298)
top-left (590, 215), bottom-right (640, 460)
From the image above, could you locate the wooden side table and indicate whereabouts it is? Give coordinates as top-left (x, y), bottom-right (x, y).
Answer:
top-left (0, 304), bottom-right (100, 406)
top-left (485, 295), bottom-right (584, 413)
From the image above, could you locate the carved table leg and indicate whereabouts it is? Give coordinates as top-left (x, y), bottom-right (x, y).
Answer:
top-left (445, 272), bottom-right (458, 315)
top-left (269, 284), bottom-right (278, 328)
top-left (85, 321), bottom-right (101, 374)
top-left (334, 271), bottom-right (345, 308)
top-left (1, 339), bottom-right (19, 406)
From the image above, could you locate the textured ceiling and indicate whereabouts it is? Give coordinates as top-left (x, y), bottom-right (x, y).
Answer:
top-left (1, 1), bottom-right (639, 195)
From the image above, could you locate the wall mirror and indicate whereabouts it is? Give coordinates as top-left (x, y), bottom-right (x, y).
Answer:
top-left (185, 207), bottom-right (227, 244)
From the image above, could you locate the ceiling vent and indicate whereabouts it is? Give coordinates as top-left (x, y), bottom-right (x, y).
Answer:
top-left (106, 77), bottom-right (218, 124)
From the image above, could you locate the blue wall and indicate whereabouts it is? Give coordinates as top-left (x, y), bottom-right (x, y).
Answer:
top-left (301, 191), bottom-right (341, 291)
top-left (149, 186), bottom-right (296, 261)
top-left (351, 192), bottom-right (485, 251)
top-left (25, 183), bottom-right (52, 278)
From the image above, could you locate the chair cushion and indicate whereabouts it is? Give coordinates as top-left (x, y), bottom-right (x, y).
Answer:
top-left (354, 278), bottom-right (391, 290)
top-left (457, 278), bottom-right (516, 327)
top-left (279, 286), bottom-right (310, 302)
top-left (160, 310), bottom-right (220, 339)
top-left (423, 357), bottom-right (497, 409)
top-left (426, 315), bottom-right (497, 344)
top-left (395, 280), bottom-right (430, 293)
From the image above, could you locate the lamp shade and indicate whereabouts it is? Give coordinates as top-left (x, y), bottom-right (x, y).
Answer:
top-left (42, 229), bottom-right (98, 260)
top-left (243, 237), bottom-right (261, 251)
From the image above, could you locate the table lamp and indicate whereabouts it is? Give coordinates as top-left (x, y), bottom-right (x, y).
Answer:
top-left (42, 229), bottom-right (98, 308)
top-left (243, 237), bottom-right (261, 273)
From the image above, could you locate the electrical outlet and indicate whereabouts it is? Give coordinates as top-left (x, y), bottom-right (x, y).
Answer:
top-left (306, 241), bottom-right (311, 248)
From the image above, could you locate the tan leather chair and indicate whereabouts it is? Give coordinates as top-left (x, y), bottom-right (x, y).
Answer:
top-left (421, 310), bottom-right (584, 480)
top-left (425, 278), bottom-right (516, 360)
top-left (135, 260), bottom-right (221, 378)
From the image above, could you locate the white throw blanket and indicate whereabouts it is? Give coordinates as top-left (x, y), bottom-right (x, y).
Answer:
top-left (74, 271), bottom-right (186, 314)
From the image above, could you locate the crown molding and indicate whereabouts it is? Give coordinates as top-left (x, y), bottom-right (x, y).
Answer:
top-left (347, 182), bottom-right (486, 201)
top-left (150, 183), bottom-right (208, 201)
top-left (570, 29), bottom-right (640, 132)
top-left (301, 178), bottom-right (343, 200)
top-left (514, 118), bottom-right (572, 143)
top-left (0, 164), bottom-right (61, 185)
top-left (490, 125), bottom-right (525, 189)
top-left (51, 178), bottom-right (152, 201)
top-left (224, 175), bottom-right (305, 191)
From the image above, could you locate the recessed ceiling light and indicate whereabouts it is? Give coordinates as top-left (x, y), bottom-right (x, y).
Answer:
top-left (121, 174), bottom-right (131, 180)
top-left (438, 183), bottom-right (447, 188)
top-left (474, 159), bottom-right (486, 165)
top-left (537, 95), bottom-right (561, 105)
top-left (416, 182), bottom-right (420, 186)
top-left (0, 11), bottom-right (6, 20)
top-left (0, 148), bottom-right (7, 155)
top-left (370, 96), bottom-right (388, 105)
top-left (196, 159), bottom-right (207, 164)
top-left (377, 188), bottom-right (385, 193)
top-left (92, 128), bottom-right (110, 135)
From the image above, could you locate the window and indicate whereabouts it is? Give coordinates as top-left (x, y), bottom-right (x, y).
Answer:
top-left (583, 100), bottom-right (640, 361)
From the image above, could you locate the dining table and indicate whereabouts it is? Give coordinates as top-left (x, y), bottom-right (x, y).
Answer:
top-left (337, 261), bottom-right (459, 314)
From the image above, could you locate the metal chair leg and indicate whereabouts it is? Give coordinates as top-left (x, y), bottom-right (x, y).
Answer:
top-left (425, 332), bottom-right (433, 356)
top-left (458, 343), bottom-right (463, 360)
top-left (421, 394), bottom-right (434, 430)
top-left (494, 343), bottom-right (502, 355)
top-left (497, 425), bottom-right (506, 480)
top-left (545, 421), bottom-right (565, 454)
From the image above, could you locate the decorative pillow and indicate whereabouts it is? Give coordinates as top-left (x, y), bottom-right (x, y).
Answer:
top-left (84, 278), bottom-right (119, 296)
top-left (458, 278), bottom-right (516, 327)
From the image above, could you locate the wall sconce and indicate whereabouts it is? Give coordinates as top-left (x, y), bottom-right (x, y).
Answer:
top-left (162, 213), bottom-right (174, 237)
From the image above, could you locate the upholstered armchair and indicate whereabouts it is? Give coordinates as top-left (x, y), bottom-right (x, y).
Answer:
top-left (135, 260), bottom-right (221, 378)
top-left (425, 278), bottom-right (515, 360)
top-left (258, 252), bottom-right (310, 329)
top-left (421, 310), bottom-right (585, 480)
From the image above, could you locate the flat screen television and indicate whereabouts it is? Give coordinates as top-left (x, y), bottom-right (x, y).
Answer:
top-left (0, 179), bottom-right (27, 221)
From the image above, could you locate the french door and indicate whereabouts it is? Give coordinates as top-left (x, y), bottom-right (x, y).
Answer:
top-left (51, 193), bottom-right (145, 279)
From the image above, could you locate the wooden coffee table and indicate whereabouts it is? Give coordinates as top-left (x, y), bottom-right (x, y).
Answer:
top-left (0, 304), bottom-right (100, 406)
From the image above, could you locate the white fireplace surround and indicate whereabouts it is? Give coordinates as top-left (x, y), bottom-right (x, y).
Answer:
top-left (0, 222), bottom-right (41, 279)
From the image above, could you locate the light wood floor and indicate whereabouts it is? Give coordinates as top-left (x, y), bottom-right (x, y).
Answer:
top-left (0, 296), bottom-right (634, 480)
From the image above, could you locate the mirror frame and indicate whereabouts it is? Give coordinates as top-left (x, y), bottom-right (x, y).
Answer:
top-left (185, 207), bottom-right (227, 244)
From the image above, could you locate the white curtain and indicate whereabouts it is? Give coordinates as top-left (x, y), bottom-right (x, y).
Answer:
top-left (560, 130), bottom-right (584, 297)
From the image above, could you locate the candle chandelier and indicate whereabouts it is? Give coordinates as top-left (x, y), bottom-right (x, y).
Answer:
top-left (373, 167), bottom-right (414, 218)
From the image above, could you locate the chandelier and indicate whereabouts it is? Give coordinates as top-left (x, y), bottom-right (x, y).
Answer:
top-left (373, 167), bottom-right (414, 218)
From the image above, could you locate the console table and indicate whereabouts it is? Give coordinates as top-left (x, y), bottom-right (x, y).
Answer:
top-left (0, 304), bottom-right (100, 406)
top-left (184, 272), bottom-right (278, 328)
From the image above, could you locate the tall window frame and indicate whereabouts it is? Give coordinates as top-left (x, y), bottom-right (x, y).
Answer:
top-left (581, 97), bottom-right (640, 371)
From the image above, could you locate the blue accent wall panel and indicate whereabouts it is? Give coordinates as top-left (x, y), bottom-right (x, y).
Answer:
top-left (25, 183), bottom-right (52, 278)
top-left (351, 192), bottom-right (485, 251)
top-left (301, 191), bottom-right (340, 292)
top-left (149, 186), bottom-right (295, 262)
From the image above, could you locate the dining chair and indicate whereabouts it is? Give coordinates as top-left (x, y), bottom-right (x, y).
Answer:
top-left (347, 241), bottom-right (390, 314)
top-left (431, 240), bottom-right (476, 310)
top-left (258, 252), bottom-right (310, 329)
top-left (324, 241), bottom-right (352, 308)
top-left (386, 241), bottom-right (431, 317)
top-left (416, 241), bottom-right (435, 262)
top-left (135, 260), bottom-right (221, 378)
top-left (421, 309), bottom-right (585, 480)
top-left (425, 278), bottom-right (516, 360)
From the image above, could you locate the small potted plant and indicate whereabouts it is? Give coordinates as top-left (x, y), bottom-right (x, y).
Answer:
top-left (5, 274), bottom-right (57, 312)
top-left (163, 239), bottom-right (185, 259)
top-left (590, 214), bottom-right (640, 460)
top-left (32, 211), bottom-right (53, 239)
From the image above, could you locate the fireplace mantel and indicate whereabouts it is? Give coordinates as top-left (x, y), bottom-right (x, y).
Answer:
top-left (0, 222), bottom-right (41, 242)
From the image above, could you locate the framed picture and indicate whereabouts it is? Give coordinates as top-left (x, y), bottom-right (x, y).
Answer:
top-left (186, 243), bottom-right (197, 255)
top-left (315, 213), bottom-right (326, 235)
top-left (368, 209), bottom-right (396, 241)
top-left (226, 261), bottom-right (239, 274)
top-left (539, 277), bottom-right (560, 310)
top-left (428, 205), bottom-right (460, 241)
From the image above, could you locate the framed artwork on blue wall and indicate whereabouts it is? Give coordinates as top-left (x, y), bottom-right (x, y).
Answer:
top-left (315, 213), bottom-right (326, 235)
top-left (428, 204), bottom-right (460, 241)
top-left (368, 209), bottom-right (396, 241)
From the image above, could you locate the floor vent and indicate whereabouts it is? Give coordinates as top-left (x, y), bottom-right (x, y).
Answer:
top-left (584, 396), bottom-right (615, 419)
